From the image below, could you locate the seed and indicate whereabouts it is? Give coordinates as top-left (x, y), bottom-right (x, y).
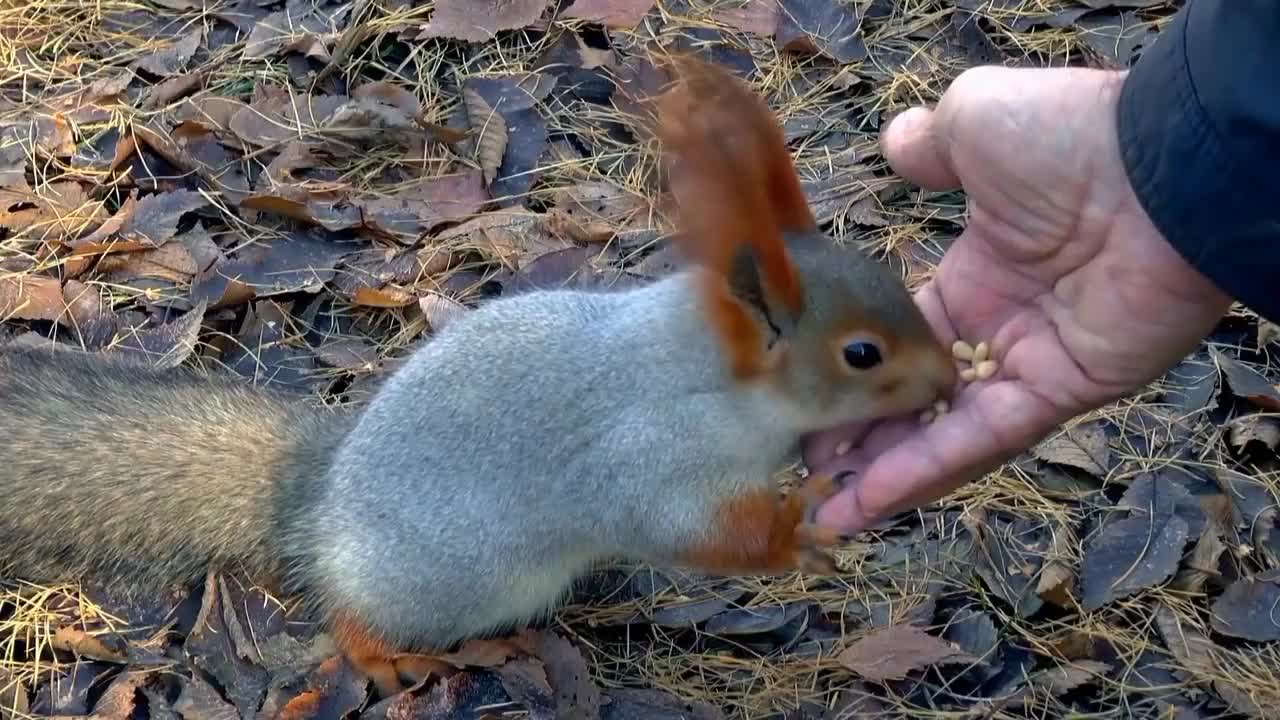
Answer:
top-left (951, 340), bottom-right (975, 361)
top-left (934, 399), bottom-right (950, 415)
top-left (834, 440), bottom-right (852, 457)
top-left (976, 360), bottom-right (998, 380)
top-left (972, 341), bottom-right (990, 365)
top-left (960, 367), bottom-right (977, 382)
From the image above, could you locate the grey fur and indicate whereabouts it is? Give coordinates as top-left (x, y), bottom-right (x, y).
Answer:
top-left (0, 235), bottom-right (953, 654)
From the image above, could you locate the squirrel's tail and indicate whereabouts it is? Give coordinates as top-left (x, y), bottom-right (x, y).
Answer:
top-left (0, 347), bottom-right (350, 595)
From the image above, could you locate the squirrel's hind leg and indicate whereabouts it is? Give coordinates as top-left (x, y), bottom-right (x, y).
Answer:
top-left (329, 610), bottom-right (454, 698)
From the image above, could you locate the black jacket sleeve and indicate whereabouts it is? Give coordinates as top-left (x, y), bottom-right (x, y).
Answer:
top-left (1117, 0), bottom-right (1280, 323)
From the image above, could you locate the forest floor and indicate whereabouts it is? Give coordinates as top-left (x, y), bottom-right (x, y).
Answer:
top-left (2, 0), bottom-right (1279, 718)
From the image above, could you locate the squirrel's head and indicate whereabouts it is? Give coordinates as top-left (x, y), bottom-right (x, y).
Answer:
top-left (654, 54), bottom-right (957, 432)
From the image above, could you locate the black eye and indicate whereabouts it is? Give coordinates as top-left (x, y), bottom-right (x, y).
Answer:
top-left (842, 341), bottom-right (883, 370)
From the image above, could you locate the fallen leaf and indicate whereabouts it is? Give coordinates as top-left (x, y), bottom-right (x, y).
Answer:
top-left (0, 669), bottom-right (30, 720)
top-left (351, 285), bottom-right (415, 307)
top-left (135, 26), bottom-right (202, 76)
top-left (228, 94), bottom-right (348, 148)
top-left (1074, 10), bottom-right (1158, 68)
top-left (419, 291), bottom-right (470, 332)
top-left (29, 662), bottom-right (104, 716)
top-left (1079, 479), bottom-right (1191, 611)
top-left (1154, 604), bottom-right (1267, 718)
top-left (365, 671), bottom-right (511, 720)
top-left (49, 626), bottom-right (129, 663)
top-left (1032, 419), bottom-right (1112, 477)
top-left (1011, 659), bottom-right (1110, 704)
top-left (184, 573), bottom-right (269, 717)
top-left (173, 672), bottom-right (240, 720)
top-left (0, 181), bottom-right (106, 242)
top-left (462, 73), bottom-right (554, 199)
top-left (1036, 524), bottom-right (1078, 607)
top-left (109, 300), bottom-right (206, 369)
top-left (1210, 577), bottom-right (1280, 642)
top-left (244, 6), bottom-right (342, 60)
top-left (1227, 414), bottom-right (1280, 452)
top-left (705, 603), bottom-right (809, 636)
top-left (191, 230), bottom-right (350, 308)
top-left (142, 71), bottom-right (206, 110)
top-left (1171, 517), bottom-right (1227, 594)
top-left (0, 275), bottom-right (64, 321)
top-left (1213, 347), bottom-right (1280, 411)
top-left (462, 86), bottom-right (508, 185)
top-left (495, 658), bottom-right (556, 717)
top-left (562, 0), bottom-right (656, 28)
top-left (836, 624), bottom-right (976, 682)
top-left (972, 515), bottom-right (1047, 618)
top-left (599, 688), bottom-right (725, 720)
top-left (776, 0), bottom-right (867, 63)
top-left (274, 655), bottom-right (365, 720)
top-left (532, 631), bottom-right (601, 719)
top-left (714, 0), bottom-right (779, 35)
top-left (418, 0), bottom-right (550, 42)
top-left (74, 188), bottom-right (210, 255)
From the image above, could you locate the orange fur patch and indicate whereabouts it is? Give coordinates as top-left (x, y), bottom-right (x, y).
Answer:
top-left (329, 610), bottom-right (405, 697)
top-left (655, 55), bottom-right (817, 381)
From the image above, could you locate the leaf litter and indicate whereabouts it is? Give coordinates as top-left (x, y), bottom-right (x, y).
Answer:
top-left (3, 0), bottom-right (1280, 718)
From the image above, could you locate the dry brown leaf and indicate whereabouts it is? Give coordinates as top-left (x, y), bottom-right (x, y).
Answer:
top-left (0, 181), bottom-right (106, 242)
top-left (1025, 659), bottom-right (1110, 697)
top-left (1228, 414), bottom-right (1280, 452)
top-left (836, 624), bottom-right (976, 682)
top-left (438, 635), bottom-right (534, 668)
top-left (1032, 419), bottom-right (1111, 477)
top-left (142, 71), bottom-right (206, 110)
top-left (1036, 525), bottom-right (1077, 607)
top-left (1210, 577), bottom-right (1280, 642)
top-left (1154, 604), bottom-right (1269, 717)
top-left (714, 0), bottom-right (779, 35)
top-left (50, 626), bottom-right (129, 663)
top-left (530, 630), bottom-right (601, 718)
top-left (110, 300), bottom-right (207, 369)
top-left (1214, 347), bottom-right (1280, 411)
top-left (1172, 518), bottom-right (1227, 593)
top-left (419, 293), bottom-right (470, 333)
top-left (776, 0), bottom-right (867, 63)
top-left (135, 26), bottom-right (202, 76)
top-left (351, 285), bottom-right (415, 307)
top-left (418, 0), bottom-right (550, 42)
top-left (562, 0), bottom-right (657, 28)
top-left (0, 669), bottom-right (30, 720)
top-left (0, 275), bottom-right (65, 321)
top-left (462, 87), bottom-right (508, 185)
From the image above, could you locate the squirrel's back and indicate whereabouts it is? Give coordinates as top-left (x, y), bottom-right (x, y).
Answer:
top-left (0, 347), bottom-right (352, 594)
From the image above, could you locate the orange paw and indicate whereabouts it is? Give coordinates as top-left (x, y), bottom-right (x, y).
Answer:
top-left (788, 471), bottom-right (851, 574)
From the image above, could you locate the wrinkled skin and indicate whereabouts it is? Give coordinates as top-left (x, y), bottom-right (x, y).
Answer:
top-left (805, 66), bottom-right (1232, 533)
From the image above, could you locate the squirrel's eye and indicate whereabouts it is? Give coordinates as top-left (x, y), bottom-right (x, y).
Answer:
top-left (842, 341), bottom-right (883, 370)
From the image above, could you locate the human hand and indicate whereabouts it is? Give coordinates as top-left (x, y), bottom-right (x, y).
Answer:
top-left (805, 66), bottom-right (1233, 533)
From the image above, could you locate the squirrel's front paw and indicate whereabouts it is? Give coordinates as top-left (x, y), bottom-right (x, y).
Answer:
top-left (788, 471), bottom-right (851, 574)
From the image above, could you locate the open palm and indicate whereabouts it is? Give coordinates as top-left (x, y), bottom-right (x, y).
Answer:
top-left (805, 66), bottom-right (1232, 532)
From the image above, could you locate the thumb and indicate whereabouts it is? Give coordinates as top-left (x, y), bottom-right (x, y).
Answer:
top-left (880, 106), bottom-right (960, 191)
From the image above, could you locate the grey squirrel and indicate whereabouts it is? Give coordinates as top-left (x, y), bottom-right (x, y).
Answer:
top-left (0, 56), bottom-right (958, 696)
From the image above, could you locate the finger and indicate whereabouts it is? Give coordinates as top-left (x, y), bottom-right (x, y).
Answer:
top-left (813, 380), bottom-right (1061, 532)
top-left (880, 106), bottom-right (960, 191)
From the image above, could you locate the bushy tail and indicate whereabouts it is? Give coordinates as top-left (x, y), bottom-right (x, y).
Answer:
top-left (0, 347), bottom-right (351, 594)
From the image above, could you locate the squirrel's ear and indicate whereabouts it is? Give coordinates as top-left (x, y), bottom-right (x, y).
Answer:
top-left (655, 54), bottom-right (816, 380)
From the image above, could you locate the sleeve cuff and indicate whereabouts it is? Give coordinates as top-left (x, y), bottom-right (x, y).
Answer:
top-left (1116, 3), bottom-right (1280, 322)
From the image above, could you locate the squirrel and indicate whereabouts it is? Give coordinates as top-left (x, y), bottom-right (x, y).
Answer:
top-left (0, 56), bottom-right (957, 697)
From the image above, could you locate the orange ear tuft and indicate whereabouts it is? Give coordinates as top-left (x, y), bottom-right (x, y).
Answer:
top-left (654, 54), bottom-right (815, 380)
